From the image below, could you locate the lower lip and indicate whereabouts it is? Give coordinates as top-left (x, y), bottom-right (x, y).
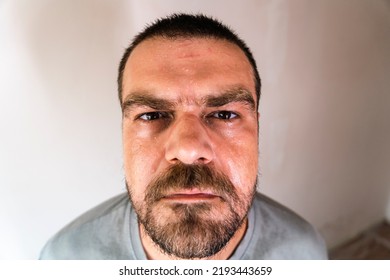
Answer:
top-left (162, 193), bottom-right (219, 202)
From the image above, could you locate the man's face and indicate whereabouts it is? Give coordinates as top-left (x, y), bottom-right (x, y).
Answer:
top-left (121, 37), bottom-right (259, 259)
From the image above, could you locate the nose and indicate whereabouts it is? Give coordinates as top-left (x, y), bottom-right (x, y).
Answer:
top-left (165, 115), bottom-right (214, 165)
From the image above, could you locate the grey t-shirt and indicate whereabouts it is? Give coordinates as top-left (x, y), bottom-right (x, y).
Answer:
top-left (40, 192), bottom-right (328, 259)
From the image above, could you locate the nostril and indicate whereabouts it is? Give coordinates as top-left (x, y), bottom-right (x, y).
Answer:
top-left (164, 117), bottom-right (214, 165)
top-left (197, 157), bottom-right (208, 163)
top-left (165, 142), bottom-right (213, 165)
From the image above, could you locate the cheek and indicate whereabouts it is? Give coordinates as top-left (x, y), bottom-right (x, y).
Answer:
top-left (226, 150), bottom-right (258, 192)
top-left (123, 131), bottom-right (158, 195)
top-left (219, 131), bottom-right (258, 192)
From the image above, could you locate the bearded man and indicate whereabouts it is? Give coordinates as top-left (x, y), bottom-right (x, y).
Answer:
top-left (40, 13), bottom-right (327, 260)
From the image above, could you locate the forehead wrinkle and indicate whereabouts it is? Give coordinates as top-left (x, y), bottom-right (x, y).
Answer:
top-left (123, 90), bottom-right (205, 111)
top-left (122, 86), bottom-right (256, 114)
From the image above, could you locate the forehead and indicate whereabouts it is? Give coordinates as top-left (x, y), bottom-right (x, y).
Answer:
top-left (129, 36), bottom-right (249, 63)
top-left (122, 37), bottom-right (256, 103)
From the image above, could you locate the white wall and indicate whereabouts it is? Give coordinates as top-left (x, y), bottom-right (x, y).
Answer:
top-left (387, 192), bottom-right (390, 221)
top-left (1, 0), bottom-right (389, 259)
top-left (257, 0), bottom-right (390, 248)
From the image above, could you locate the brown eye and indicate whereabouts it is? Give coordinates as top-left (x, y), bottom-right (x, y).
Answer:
top-left (138, 112), bottom-right (169, 121)
top-left (211, 111), bottom-right (238, 120)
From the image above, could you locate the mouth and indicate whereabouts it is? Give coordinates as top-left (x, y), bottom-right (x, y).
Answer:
top-left (161, 189), bottom-right (221, 203)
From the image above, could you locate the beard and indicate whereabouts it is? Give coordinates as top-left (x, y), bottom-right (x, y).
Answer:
top-left (127, 163), bottom-right (255, 259)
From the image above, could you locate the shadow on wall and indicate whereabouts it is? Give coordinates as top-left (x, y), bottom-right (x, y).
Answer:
top-left (14, 0), bottom-right (130, 94)
top-left (1, 0), bottom-right (137, 259)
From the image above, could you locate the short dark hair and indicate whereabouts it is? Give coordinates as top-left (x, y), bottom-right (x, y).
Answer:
top-left (117, 13), bottom-right (261, 108)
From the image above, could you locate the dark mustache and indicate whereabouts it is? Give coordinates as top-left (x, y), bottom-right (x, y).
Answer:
top-left (145, 163), bottom-right (238, 203)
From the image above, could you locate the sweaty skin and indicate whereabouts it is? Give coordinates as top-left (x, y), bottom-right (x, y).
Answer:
top-left (121, 37), bottom-right (259, 259)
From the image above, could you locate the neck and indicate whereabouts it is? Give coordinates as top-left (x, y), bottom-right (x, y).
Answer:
top-left (139, 218), bottom-right (248, 260)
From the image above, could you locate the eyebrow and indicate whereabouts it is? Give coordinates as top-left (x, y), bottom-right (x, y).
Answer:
top-left (122, 92), bottom-right (175, 113)
top-left (204, 88), bottom-right (256, 111)
top-left (122, 87), bottom-right (256, 114)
